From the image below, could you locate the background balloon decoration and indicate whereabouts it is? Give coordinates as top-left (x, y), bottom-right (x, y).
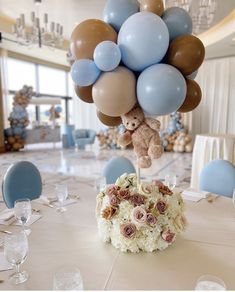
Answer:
top-left (74, 85), bottom-right (93, 103)
top-left (103, 0), bottom-right (139, 32)
top-left (97, 110), bottom-right (122, 127)
top-left (4, 85), bottom-right (33, 151)
top-left (140, 0), bottom-right (164, 16)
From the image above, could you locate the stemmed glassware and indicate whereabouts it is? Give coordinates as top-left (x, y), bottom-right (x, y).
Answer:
top-left (94, 176), bottom-right (106, 193)
top-left (164, 174), bottom-right (177, 190)
top-left (53, 265), bottom-right (83, 290)
top-left (4, 231), bottom-right (29, 285)
top-left (14, 198), bottom-right (32, 235)
top-left (232, 189), bottom-right (235, 207)
top-left (55, 184), bottom-right (68, 212)
top-left (195, 275), bottom-right (226, 290)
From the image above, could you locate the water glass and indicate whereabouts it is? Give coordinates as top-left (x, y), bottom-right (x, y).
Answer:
top-left (94, 176), bottom-right (106, 192)
top-left (195, 275), bottom-right (226, 290)
top-left (4, 231), bottom-right (29, 285)
top-left (14, 198), bottom-right (32, 235)
top-left (232, 189), bottom-right (235, 205)
top-left (55, 184), bottom-right (68, 212)
top-left (165, 174), bottom-right (177, 190)
top-left (53, 265), bottom-right (83, 290)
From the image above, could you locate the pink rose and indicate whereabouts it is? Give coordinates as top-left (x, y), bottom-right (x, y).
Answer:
top-left (129, 194), bottom-right (145, 207)
top-left (131, 206), bottom-right (147, 225)
top-left (106, 185), bottom-right (120, 197)
top-left (153, 180), bottom-right (173, 196)
top-left (161, 229), bottom-right (175, 243)
top-left (146, 213), bottom-right (157, 226)
top-left (109, 194), bottom-right (120, 207)
top-left (155, 200), bottom-right (167, 214)
top-left (117, 189), bottom-right (130, 201)
top-left (120, 223), bottom-right (137, 239)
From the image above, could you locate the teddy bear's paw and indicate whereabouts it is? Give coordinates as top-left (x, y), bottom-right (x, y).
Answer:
top-left (138, 156), bottom-right (152, 168)
top-left (148, 145), bottom-right (164, 159)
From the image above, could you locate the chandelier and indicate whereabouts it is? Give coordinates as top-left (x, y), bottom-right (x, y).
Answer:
top-left (165, 0), bottom-right (217, 34)
top-left (12, 0), bottom-right (64, 48)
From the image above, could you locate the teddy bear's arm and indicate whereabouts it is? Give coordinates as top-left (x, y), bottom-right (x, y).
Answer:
top-left (118, 131), bottom-right (132, 147)
top-left (145, 118), bottom-right (161, 131)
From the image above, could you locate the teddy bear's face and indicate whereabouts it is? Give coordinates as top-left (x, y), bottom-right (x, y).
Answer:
top-left (122, 107), bottom-right (144, 131)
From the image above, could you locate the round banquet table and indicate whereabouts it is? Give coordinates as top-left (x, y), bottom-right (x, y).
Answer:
top-left (191, 134), bottom-right (235, 189)
top-left (1, 182), bottom-right (235, 290)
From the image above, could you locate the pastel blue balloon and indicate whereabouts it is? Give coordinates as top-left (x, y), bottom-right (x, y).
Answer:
top-left (162, 7), bottom-right (192, 41)
top-left (94, 41), bottom-right (121, 72)
top-left (200, 160), bottom-right (235, 198)
top-left (13, 126), bottom-right (23, 136)
top-left (102, 156), bottom-right (136, 184)
top-left (187, 70), bottom-right (198, 80)
top-left (4, 128), bottom-right (13, 137)
top-left (70, 59), bottom-right (101, 87)
top-left (55, 106), bottom-right (62, 113)
top-left (137, 64), bottom-right (186, 116)
top-left (118, 12), bottom-right (169, 72)
top-left (103, 0), bottom-right (139, 32)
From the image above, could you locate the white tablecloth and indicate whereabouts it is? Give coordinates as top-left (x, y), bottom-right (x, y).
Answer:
top-left (1, 181), bottom-right (235, 290)
top-left (191, 134), bottom-right (235, 189)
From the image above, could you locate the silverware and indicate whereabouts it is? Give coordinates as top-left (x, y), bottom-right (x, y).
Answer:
top-left (43, 203), bottom-right (54, 208)
top-left (0, 230), bottom-right (12, 234)
top-left (206, 194), bottom-right (219, 203)
top-left (32, 208), bottom-right (41, 213)
top-left (69, 194), bottom-right (80, 200)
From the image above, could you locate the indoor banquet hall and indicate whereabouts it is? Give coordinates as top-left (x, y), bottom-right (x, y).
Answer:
top-left (0, 0), bottom-right (235, 290)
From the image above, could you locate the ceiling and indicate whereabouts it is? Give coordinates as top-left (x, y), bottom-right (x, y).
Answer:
top-left (0, 0), bottom-right (235, 63)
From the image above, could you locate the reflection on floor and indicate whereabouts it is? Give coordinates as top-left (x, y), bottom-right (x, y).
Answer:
top-left (0, 147), bottom-right (192, 190)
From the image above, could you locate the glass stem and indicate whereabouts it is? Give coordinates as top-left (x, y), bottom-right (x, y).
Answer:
top-left (15, 263), bottom-right (20, 274)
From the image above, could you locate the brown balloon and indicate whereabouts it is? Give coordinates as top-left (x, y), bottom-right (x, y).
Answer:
top-left (97, 110), bottom-right (122, 127)
top-left (74, 85), bottom-right (93, 103)
top-left (166, 35), bottom-right (205, 76)
top-left (178, 78), bottom-right (202, 113)
top-left (140, 0), bottom-right (164, 16)
top-left (70, 19), bottom-right (117, 60)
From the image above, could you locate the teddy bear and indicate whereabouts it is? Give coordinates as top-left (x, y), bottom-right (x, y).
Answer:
top-left (118, 106), bottom-right (163, 168)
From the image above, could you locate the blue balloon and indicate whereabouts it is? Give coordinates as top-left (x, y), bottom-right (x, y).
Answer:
top-left (200, 160), bottom-right (235, 198)
top-left (118, 12), bottom-right (169, 72)
top-left (103, 0), bottom-right (139, 32)
top-left (137, 64), bottom-right (186, 116)
top-left (94, 41), bottom-right (121, 72)
top-left (13, 126), bottom-right (23, 136)
top-left (162, 7), bottom-right (192, 41)
top-left (102, 156), bottom-right (136, 184)
top-left (70, 59), bottom-right (101, 87)
top-left (187, 70), bottom-right (198, 80)
top-left (55, 106), bottom-right (62, 113)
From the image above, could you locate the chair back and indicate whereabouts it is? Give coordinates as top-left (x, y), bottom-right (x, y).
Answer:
top-left (199, 159), bottom-right (235, 198)
top-left (2, 161), bottom-right (42, 208)
top-left (102, 156), bottom-right (136, 184)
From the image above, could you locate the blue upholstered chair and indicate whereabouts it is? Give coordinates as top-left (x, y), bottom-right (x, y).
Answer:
top-left (2, 161), bottom-right (42, 208)
top-left (102, 156), bottom-right (136, 184)
top-left (72, 129), bottom-right (96, 150)
top-left (199, 159), bottom-right (235, 198)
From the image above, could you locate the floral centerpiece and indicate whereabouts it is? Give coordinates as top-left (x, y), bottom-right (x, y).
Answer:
top-left (96, 173), bottom-right (186, 253)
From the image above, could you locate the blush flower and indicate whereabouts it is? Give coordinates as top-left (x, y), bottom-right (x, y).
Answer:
top-left (106, 185), bottom-right (120, 197)
top-left (146, 213), bottom-right (157, 227)
top-left (153, 180), bottom-right (173, 196)
top-left (102, 206), bottom-right (118, 220)
top-left (161, 229), bottom-right (175, 243)
top-left (109, 194), bottom-right (120, 207)
top-left (120, 223), bottom-right (137, 239)
top-left (117, 189), bottom-right (130, 201)
top-left (155, 200), bottom-right (167, 214)
top-left (131, 206), bottom-right (147, 226)
top-left (129, 194), bottom-right (145, 207)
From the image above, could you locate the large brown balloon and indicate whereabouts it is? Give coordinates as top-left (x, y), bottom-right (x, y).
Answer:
top-left (97, 110), bottom-right (122, 127)
top-left (178, 78), bottom-right (202, 112)
top-left (70, 19), bottom-right (117, 60)
top-left (74, 85), bottom-right (93, 103)
top-left (166, 35), bottom-right (205, 76)
top-left (93, 66), bottom-right (137, 117)
top-left (140, 0), bottom-right (164, 16)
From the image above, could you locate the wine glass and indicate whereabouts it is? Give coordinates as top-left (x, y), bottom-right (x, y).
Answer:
top-left (53, 265), bottom-right (84, 290)
top-left (232, 189), bottom-right (235, 206)
top-left (195, 275), bottom-right (226, 290)
top-left (14, 198), bottom-right (32, 235)
top-left (55, 184), bottom-right (68, 213)
top-left (164, 174), bottom-right (177, 190)
top-left (4, 231), bottom-right (29, 285)
top-left (94, 176), bottom-right (106, 193)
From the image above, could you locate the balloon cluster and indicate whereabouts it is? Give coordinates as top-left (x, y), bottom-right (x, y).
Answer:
top-left (4, 85), bottom-right (33, 151)
top-left (45, 106), bottom-right (62, 121)
top-left (97, 127), bottom-right (123, 150)
top-left (70, 0), bottom-right (204, 125)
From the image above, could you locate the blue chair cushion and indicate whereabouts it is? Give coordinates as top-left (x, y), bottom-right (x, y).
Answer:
top-left (76, 130), bottom-right (88, 138)
top-left (102, 156), bottom-right (136, 184)
top-left (199, 159), bottom-right (235, 198)
top-left (2, 161), bottom-right (42, 208)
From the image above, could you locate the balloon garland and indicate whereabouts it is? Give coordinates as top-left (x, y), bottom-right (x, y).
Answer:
top-left (4, 85), bottom-right (33, 151)
top-left (70, 0), bottom-right (205, 168)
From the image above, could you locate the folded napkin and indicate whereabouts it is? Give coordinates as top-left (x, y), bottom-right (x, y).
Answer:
top-left (182, 188), bottom-right (209, 202)
top-left (54, 199), bottom-right (77, 207)
top-left (13, 214), bottom-right (42, 227)
top-left (0, 209), bottom-right (15, 226)
top-left (0, 252), bottom-right (13, 272)
top-left (36, 195), bottom-right (57, 205)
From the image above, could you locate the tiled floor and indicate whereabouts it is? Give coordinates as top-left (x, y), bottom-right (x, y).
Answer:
top-left (0, 147), bottom-right (192, 189)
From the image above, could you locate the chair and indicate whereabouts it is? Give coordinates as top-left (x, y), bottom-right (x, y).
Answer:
top-left (72, 129), bottom-right (96, 150)
top-left (199, 159), bottom-right (235, 198)
top-left (2, 161), bottom-right (42, 208)
top-left (102, 156), bottom-right (136, 184)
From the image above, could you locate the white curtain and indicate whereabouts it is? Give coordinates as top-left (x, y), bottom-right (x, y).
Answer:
top-left (72, 56), bottom-right (235, 135)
